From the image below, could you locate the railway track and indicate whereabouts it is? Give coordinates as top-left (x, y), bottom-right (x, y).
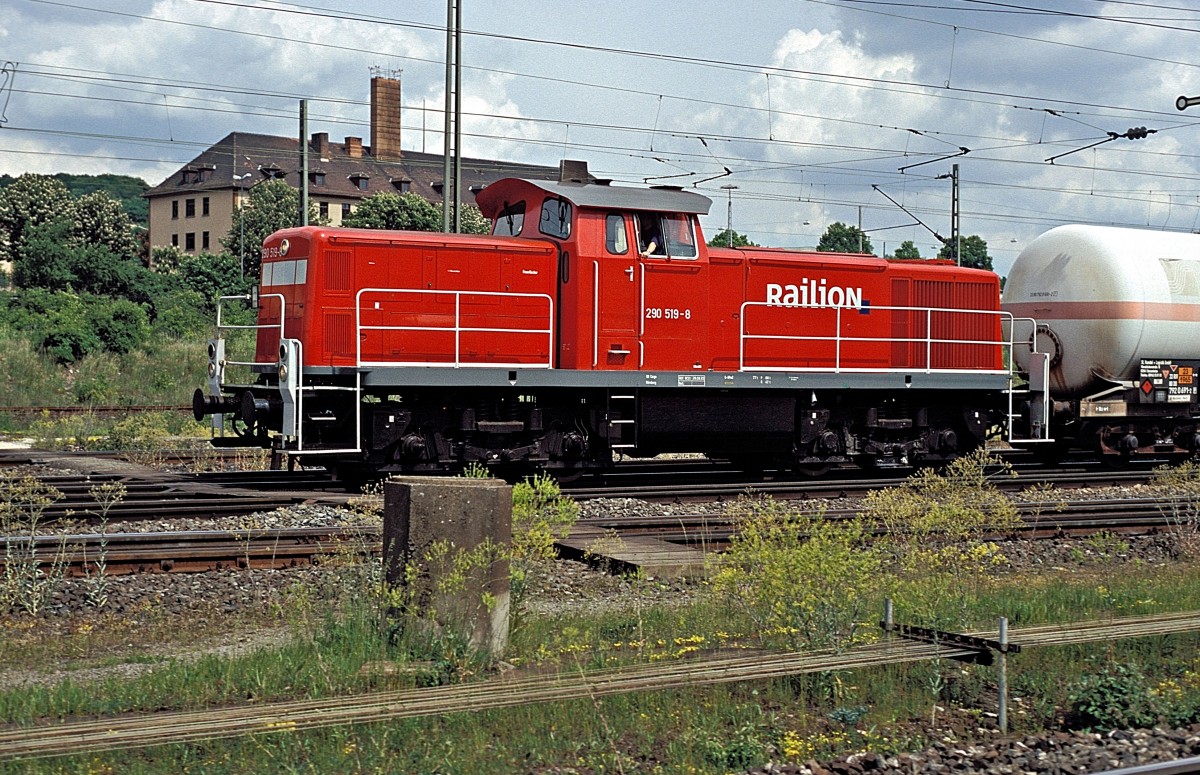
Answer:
top-left (1, 495), bottom-right (1186, 576)
top-left (563, 465), bottom-right (1160, 502)
top-left (578, 495), bottom-right (1188, 546)
top-left (1, 526), bottom-right (377, 575)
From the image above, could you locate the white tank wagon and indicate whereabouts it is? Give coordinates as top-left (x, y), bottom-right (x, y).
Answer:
top-left (1003, 224), bottom-right (1200, 460)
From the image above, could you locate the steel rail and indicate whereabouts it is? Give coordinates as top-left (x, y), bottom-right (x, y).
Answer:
top-left (2, 613), bottom-right (1199, 761)
top-left (0, 527), bottom-right (380, 575)
top-left (564, 467), bottom-right (1159, 502)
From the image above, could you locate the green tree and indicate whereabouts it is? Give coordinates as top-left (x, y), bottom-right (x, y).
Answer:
top-left (343, 192), bottom-right (441, 232)
top-left (455, 203), bottom-right (490, 235)
top-left (893, 240), bottom-right (921, 259)
top-left (0, 173), bottom-right (149, 225)
top-left (706, 228), bottom-right (759, 248)
top-left (938, 234), bottom-right (993, 271)
top-left (172, 252), bottom-right (253, 311)
top-left (14, 218), bottom-right (148, 299)
top-left (0, 174), bottom-right (74, 266)
top-left (222, 180), bottom-right (313, 279)
top-left (73, 191), bottom-right (139, 259)
top-left (12, 219), bottom-right (79, 292)
top-left (817, 222), bottom-right (873, 255)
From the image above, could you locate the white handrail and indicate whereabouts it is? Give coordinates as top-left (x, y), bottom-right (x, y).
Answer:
top-left (215, 292), bottom-right (285, 369)
top-left (354, 287), bottom-right (555, 369)
top-left (737, 301), bottom-right (1015, 374)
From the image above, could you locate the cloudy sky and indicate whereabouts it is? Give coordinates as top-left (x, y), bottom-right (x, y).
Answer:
top-left (5, 0), bottom-right (1200, 274)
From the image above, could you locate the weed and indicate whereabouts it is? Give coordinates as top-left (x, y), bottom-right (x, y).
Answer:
top-left (510, 473), bottom-right (579, 606)
top-left (1151, 461), bottom-right (1200, 556)
top-left (83, 481), bottom-right (126, 609)
top-left (711, 495), bottom-right (880, 651)
top-left (0, 471), bottom-right (69, 615)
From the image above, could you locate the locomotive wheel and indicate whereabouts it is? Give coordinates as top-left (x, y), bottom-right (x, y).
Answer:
top-left (1029, 440), bottom-right (1069, 466)
top-left (794, 463), bottom-right (833, 477)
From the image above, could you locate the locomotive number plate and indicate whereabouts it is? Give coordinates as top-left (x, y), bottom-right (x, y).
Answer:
top-left (645, 307), bottom-right (691, 320)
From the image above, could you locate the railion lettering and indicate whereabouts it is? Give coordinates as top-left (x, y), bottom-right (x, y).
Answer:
top-left (765, 280), bottom-right (864, 310)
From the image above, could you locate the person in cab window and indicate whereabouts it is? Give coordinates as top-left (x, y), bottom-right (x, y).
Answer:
top-left (637, 213), bottom-right (664, 257)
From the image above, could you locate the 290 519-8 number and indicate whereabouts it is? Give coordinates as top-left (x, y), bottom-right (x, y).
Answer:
top-left (645, 308), bottom-right (691, 320)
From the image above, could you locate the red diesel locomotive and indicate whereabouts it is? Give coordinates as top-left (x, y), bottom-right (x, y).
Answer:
top-left (195, 161), bottom-right (1031, 479)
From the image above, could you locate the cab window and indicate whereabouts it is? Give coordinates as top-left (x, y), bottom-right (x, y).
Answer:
top-left (539, 197), bottom-right (572, 240)
top-left (493, 201), bottom-right (525, 236)
top-left (663, 213), bottom-right (697, 258)
top-left (605, 214), bottom-right (628, 254)
top-left (636, 212), bottom-right (698, 259)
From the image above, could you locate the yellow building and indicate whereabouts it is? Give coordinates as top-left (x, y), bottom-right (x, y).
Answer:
top-left (144, 76), bottom-right (555, 254)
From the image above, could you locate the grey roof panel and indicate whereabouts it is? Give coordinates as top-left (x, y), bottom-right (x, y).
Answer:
top-left (507, 179), bottom-right (713, 214)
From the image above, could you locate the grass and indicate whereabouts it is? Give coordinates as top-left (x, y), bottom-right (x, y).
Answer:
top-left (1, 547), bottom-right (1198, 772)
top-left (2, 455), bottom-right (1200, 771)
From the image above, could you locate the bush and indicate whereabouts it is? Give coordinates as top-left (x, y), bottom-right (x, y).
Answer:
top-left (1066, 662), bottom-right (1160, 731)
top-left (711, 496), bottom-right (881, 651)
top-left (89, 297), bottom-right (150, 354)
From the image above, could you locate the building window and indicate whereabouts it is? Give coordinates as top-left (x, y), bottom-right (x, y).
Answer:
top-left (342, 203), bottom-right (352, 219)
top-left (202, 231), bottom-right (210, 251)
top-left (349, 173), bottom-right (369, 191)
top-left (185, 233), bottom-right (195, 251)
top-left (171, 233), bottom-right (178, 247)
top-left (310, 171), bottom-right (326, 186)
top-left (171, 200), bottom-right (179, 220)
top-left (259, 163), bottom-right (285, 180)
top-left (391, 178), bottom-right (411, 193)
top-left (202, 197), bottom-right (210, 216)
top-left (185, 198), bottom-right (196, 218)
top-left (319, 201), bottom-right (329, 219)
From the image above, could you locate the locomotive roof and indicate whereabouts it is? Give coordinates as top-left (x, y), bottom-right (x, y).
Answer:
top-left (476, 177), bottom-right (712, 215)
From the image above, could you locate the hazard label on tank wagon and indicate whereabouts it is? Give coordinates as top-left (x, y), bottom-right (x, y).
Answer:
top-left (1139, 359), bottom-right (1200, 403)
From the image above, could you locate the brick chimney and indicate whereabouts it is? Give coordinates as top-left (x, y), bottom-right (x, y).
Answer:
top-left (311, 132), bottom-right (330, 158)
top-left (370, 76), bottom-right (402, 162)
top-left (346, 136), bottom-right (363, 158)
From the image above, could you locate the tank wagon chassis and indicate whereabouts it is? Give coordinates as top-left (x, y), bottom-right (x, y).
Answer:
top-left (1038, 359), bottom-right (1200, 465)
top-left (195, 296), bottom-right (1046, 480)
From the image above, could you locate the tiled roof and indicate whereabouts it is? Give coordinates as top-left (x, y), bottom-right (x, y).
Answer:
top-left (145, 131), bottom-right (558, 203)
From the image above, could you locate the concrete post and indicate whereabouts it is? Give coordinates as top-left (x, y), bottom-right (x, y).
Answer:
top-left (383, 477), bottom-right (512, 655)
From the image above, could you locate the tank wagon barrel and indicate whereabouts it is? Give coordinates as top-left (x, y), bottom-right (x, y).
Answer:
top-left (194, 159), bottom-right (1045, 481)
top-left (1002, 224), bottom-right (1200, 463)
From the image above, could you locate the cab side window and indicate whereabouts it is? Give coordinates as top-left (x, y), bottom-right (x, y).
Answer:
top-left (636, 212), bottom-right (697, 259)
top-left (539, 197), bottom-right (572, 240)
top-left (663, 213), bottom-right (697, 258)
top-left (636, 212), bottom-right (663, 256)
top-left (605, 214), bottom-right (628, 254)
top-left (493, 201), bottom-right (526, 236)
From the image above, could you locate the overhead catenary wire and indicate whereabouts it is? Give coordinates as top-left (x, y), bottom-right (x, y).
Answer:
top-left (10, 0), bottom-right (1200, 242)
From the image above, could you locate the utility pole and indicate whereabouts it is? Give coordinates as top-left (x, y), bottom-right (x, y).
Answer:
top-left (299, 99), bottom-right (309, 227)
top-left (442, 0), bottom-right (462, 233)
top-left (951, 163), bottom-right (960, 265)
top-left (935, 164), bottom-right (961, 264)
top-left (857, 205), bottom-right (863, 253)
top-left (721, 184), bottom-right (738, 247)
